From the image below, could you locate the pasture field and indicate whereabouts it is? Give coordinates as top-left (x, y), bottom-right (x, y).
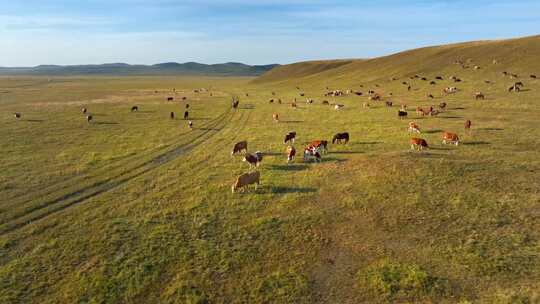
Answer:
top-left (1, 46), bottom-right (540, 303)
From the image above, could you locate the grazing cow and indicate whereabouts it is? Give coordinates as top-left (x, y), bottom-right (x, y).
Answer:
top-left (332, 132), bottom-right (349, 144)
top-left (245, 93), bottom-right (249, 97)
top-left (309, 140), bottom-right (328, 154)
top-left (231, 141), bottom-right (248, 155)
top-left (455, 78), bottom-right (462, 83)
top-left (232, 99), bottom-right (240, 109)
top-left (355, 92), bottom-right (363, 96)
top-left (407, 86), bottom-right (412, 91)
top-left (82, 107), bottom-right (87, 114)
top-left (428, 94), bottom-right (434, 99)
top-left (363, 102), bottom-right (370, 108)
top-left (442, 132), bottom-right (459, 145)
top-left (510, 74), bottom-right (518, 79)
top-left (514, 82), bottom-right (524, 88)
top-left (188, 121), bottom-right (193, 129)
top-left (299, 92), bottom-right (305, 97)
top-left (291, 101), bottom-right (297, 108)
top-left (429, 110), bottom-right (441, 116)
top-left (269, 99), bottom-right (274, 103)
top-left (286, 146), bottom-right (296, 164)
top-left (416, 107), bottom-right (426, 116)
top-left (278, 99), bottom-right (282, 104)
top-left (369, 94), bottom-right (381, 101)
top-left (272, 113), bottom-right (279, 122)
top-left (402, 81), bottom-right (408, 85)
top-left (167, 97), bottom-right (174, 101)
top-left (508, 85), bottom-right (520, 92)
top-left (184, 111), bottom-right (189, 119)
top-left (430, 81), bottom-right (437, 85)
top-left (284, 131), bottom-right (296, 144)
top-left (531, 75), bottom-right (537, 79)
top-left (439, 102), bottom-right (447, 110)
top-left (385, 101), bottom-right (393, 107)
top-left (231, 171), bottom-right (260, 193)
top-left (182, 96), bottom-right (187, 101)
top-left (170, 112), bottom-right (175, 119)
top-left (185, 104), bottom-right (190, 109)
top-left (86, 115), bottom-right (93, 123)
top-left (444, 87), bottom-right (457, 94)
top-left (408, 122), bottom-right (421, 133)
top-left (303, 146), bottom-right (322, 163)
top-left (421, 77), bottom-right (427, 81)
top-left (464, 119), bottom-right (472, 130)
top-left (334, 104), bottom-right (344, 110)
top-left (322, 100), bottom-right (329, 105)
top-left (400, 104), bottom-right (407, 110)
top-left (435, 76), bottom-right (443, 80)
top-left (131, 106), bottom-right (139, 112)
top-left (306, 98), bottom-right (314, 104)
top-left (474, 65), bottom-right (481, 70)
top-left (485, 80), bottom-right (492, 84)
top-left (398, 110), bottom-right (408, 119)
top-left (410, 138), bottom-right (428, 150)
top-left (474, 92), bottom-right (485, 100)
top-left (243, 152), bottom-right (263, 168)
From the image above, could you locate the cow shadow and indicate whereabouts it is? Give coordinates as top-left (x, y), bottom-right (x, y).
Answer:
top-left (463, 141), bottom-right (490, 145)
top-left (189, 117), bottom-right (210, 121)
top-left (25, 119), bottom-right (44, 122)
top-left (439, 116), bottom-right (463, 119)
top-left (424, 129), bottom-right (443, 134)
top-left (198, 127), bottom-right (221, 131)
top-left (357, 141), bottom-right (382, 145)
top-left (281, 120), bottom-right (304, 124)
top-left (477, 128), bottom-right (503, 131)
top-left (239, 104), bottom-right (255, 109)
top-left (95, 122), bottom-right (119, 125)
top-left (266, 186), bottom-right (317, 194)
top-left (135, 110), bottom-right (155, 113)
top-left (329, 151), bottom-right (364, 154)
top-left (269, 164), bottom-right (309, 171)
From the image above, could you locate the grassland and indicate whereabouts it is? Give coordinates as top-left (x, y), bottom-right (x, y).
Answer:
top-left (1, 36), bottom-right (540, 303)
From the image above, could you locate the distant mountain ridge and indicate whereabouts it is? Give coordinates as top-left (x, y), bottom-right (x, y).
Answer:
top-left (0, 62), bottom-right (279, 76)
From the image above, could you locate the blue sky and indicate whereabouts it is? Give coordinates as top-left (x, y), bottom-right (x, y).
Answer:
top-left (1, 0), bottom-right (539, 66)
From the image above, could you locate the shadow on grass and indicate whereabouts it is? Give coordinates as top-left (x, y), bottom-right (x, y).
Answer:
top-left (357, 141), bottom-right (382, 145)
top-left (452, 107), bottom-right (466, 110)
top-left (265, 186), bottom-right (317, 194)
top-left (95, 122), bottom-right (119, 125)
top-left (135, 110), bottom-right (156, 113)
top-left (463, 141), bottom-right (490, 145)
top-left (281, 120), bottom-right (304, 124)
top-left (188, 117), bottom-right (210, 121)
top-left (269, 164), bottom-right (309, 171)
top-left (438, 116), bottom-right (463, 119)
top-left (197, 127), bottom-right (221, 131)
top-left (25, 119), bottom-right (44, 122)
top-left (239, 104), bottom-right (255, 109)
top-left (329, 151), bottom-right (364, 154)
top-left (424, 129), bottom-right (443, 134)
top-left (477, 128), bottom-right (503, 131)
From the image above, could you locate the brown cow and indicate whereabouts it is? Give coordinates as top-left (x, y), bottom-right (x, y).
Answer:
top-left (286, 146), bottom-right (296, 164)
top-left (408, 122), bottom-right (420, 133)
top-left (272, 113), bottom-right (279, 122)
top-left (464, 119), bottom-right (472, 130)
top-left (231, 141), bottom-right (248, 155)
top-left (232, 171), bottom-right (260, 193)
top-left (474, 92), bottom-right (485, 100)
top-left (284, 131), bottom-right (296, 144)
top-left (410, 138), bottom-right (428, 150)
top-left (309, 140), bottom-right (328, 154)
top-left (243, 152), bottom-right (263, 168)
top-left (442, 132), bottom-right (459, 145)
top-left (439, 102), bottom-right (447, 110)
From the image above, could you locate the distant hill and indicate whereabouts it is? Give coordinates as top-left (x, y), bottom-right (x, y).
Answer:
top-left (253, 34), bottom-right (540, 85)
top-left (0, 62), bottom-right (279, 76)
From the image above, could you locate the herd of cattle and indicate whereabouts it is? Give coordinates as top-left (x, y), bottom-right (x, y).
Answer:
top-left (229, 66), bottom-right (538, 193)
top-left (8, 64), bottom-right (537, 194)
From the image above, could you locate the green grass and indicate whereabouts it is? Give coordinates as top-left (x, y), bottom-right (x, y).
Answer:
top-left (1, 36), bottom-right (540, 303)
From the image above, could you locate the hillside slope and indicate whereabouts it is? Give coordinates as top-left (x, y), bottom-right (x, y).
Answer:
top-left (254, 35), bottom-right (540, 86)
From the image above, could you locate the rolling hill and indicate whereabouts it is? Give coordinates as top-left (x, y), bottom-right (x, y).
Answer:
top-left (0, 62), bottom-right (279, 76)
top-left (253, 35), bottom-right (540, 86)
